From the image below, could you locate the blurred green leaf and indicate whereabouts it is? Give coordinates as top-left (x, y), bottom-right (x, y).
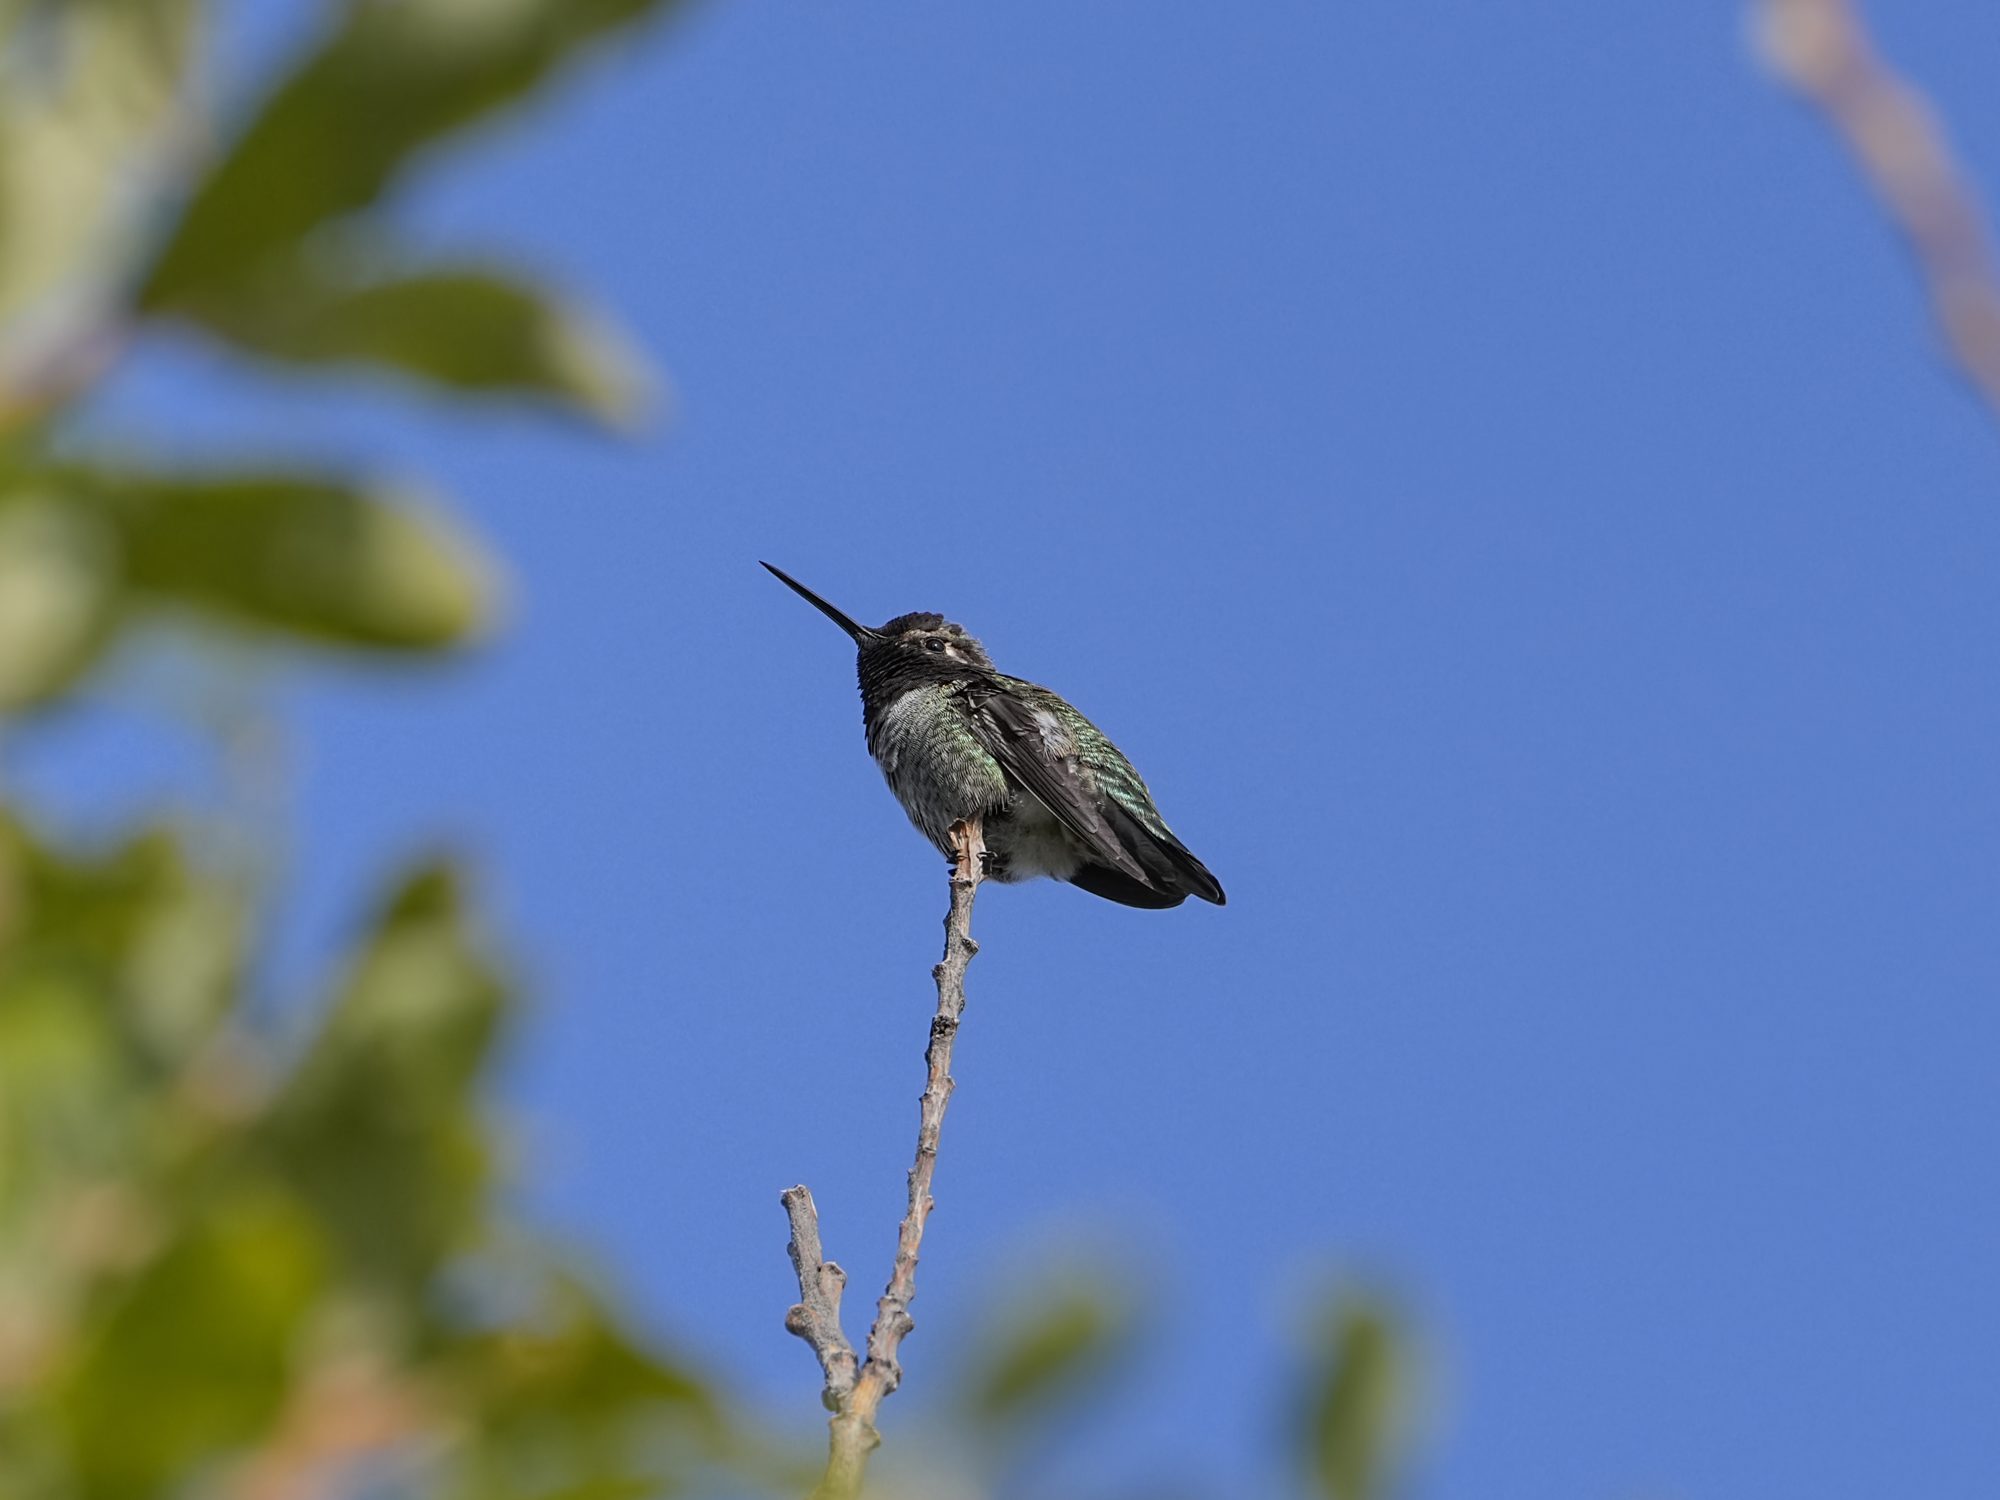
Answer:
top-left (57, 1184), bottom-right (324, 1499)
top-left (0, 0), bottom-right (200, 329)
top-left (266, 862), bottom-right (505, 1300)
top-left (951, 1272), bottom-right (1138, 1438)
top-left (1300, 1295), bottom-right (1407, 1500)
top-left (98, 467), bottom-right (495, 650)
top-left (139, 0), bottom-right (684, 312)
top-left (1, 817), bottom-right (242, 1067)
top-left (114, 852), bottom-right (243, 1063)
top-left (173, 248), bottom-right (649, 423)
top-left (0, 972), bottom-right (135, 1226)
top-left (0, 490), bottom-right (119, 708)
top-left (449, 1274), bottom-right (721, 1500)
top-left (0, 458), bottom-right (494, 706)
top-left (0, 816), bottom-right (250, 1370)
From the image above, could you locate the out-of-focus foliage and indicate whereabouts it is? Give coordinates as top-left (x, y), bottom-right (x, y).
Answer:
top-left (0, 488), bottom-right (121, 709)
top-left (950, 1269), bottom-right (1139, 1442)
top-left (0, 1), bottom-right (737, 1495)
top-left (0, 0), bottom-right (668, 688)
top-left (1, 0), bottom-right (658, 434)
top-left (0, 2), bottom-right (1420, 1497)
top-left (0, 817), bottom-right (726, 1498)
top-left (172, 251), bottom-right (649, 421)
top-left (1298, 1294), bottom-right (1410, 1500)
top-left (0, 0), bottom-right (201, 338)
top-left (134, 0), bottom-right (669, 421)
top-left (0, 463), bottom-right (492, 711)
top-left (139, 0), bottom-right (674, 310)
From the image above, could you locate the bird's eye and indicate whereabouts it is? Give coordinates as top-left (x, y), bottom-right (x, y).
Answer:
top-left (923, 637), bottom-right (947, 654)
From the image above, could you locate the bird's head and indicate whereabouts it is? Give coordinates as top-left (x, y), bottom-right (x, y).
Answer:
top-left (872, 611), bottom-right (995, 674)
top-left (762, 564), bottom-right (995, 681)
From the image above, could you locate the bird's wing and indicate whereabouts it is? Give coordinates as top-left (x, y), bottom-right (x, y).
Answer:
top-left (1082, 740), bottom-right (1227, 906)
top-left (962, 679), bottom-right (1158, 888)
top-left (1019, 686), bottom-right (1227, 906)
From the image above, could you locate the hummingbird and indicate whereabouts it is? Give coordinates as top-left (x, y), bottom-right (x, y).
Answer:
top-left (763, 563), bottom-right (1225, 909)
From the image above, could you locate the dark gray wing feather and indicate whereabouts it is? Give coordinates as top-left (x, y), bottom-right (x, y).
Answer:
top-left (964, 683), bottom-right (1156, 887)
top-left (1100, 797), bottom-right (1226, 905)
top-left (966, 678), bottom-right (1225, 906)
top-left (1068, 862), bottom-right (1188, 908)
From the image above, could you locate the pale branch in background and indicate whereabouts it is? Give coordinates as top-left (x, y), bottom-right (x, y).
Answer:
top-left (782, 816), bottom-right (986, 1500)
top-left (1758, 0), bottom-right (2000, 421)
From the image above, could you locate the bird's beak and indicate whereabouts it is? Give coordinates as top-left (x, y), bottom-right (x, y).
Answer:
top-left (761, 562), bottom-right (881, 644)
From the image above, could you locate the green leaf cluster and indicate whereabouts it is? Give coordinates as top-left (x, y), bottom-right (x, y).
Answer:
top-left (0, 3), bottom-right (733, 1496)
top-left (0, 0), bottom-right (673, 712)
top-left (0, 818), bottom-right (724, 1499)
top-left (2, 0), bottom-right (663, 427)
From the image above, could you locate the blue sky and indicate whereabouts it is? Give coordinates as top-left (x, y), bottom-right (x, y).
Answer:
top-left (15, 2), bottom-right (2000, 1496)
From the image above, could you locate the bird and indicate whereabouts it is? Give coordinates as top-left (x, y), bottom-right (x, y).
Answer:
top-left (763, 563), bottom-right (1225, 909)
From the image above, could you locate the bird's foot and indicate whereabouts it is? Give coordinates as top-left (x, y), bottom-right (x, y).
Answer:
top-left (946, 818), bottom-right (988, 880)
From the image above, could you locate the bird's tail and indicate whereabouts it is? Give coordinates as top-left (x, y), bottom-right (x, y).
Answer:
top-left (1076, 804), bottom-right (1226, 907)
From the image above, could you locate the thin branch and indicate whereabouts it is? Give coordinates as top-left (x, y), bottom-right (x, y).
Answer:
top-left (1758, 0), bottom-right (2000, 420)
top-left (781, 1186), bottom-right (857, 1410)
top-left (782, 816), bottom-right (985, 1500)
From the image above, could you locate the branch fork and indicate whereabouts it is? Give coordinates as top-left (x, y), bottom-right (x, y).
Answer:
top-left (782, 816), bottom-right (984, 1499)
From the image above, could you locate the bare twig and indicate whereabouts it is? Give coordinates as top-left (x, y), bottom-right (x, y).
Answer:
top-left (1758, 0), bottom-right (2000, 420)
top-left (782, 1187), bottom-right (858, 1410)
top-left (782, 816), bottom-right (985, 1500)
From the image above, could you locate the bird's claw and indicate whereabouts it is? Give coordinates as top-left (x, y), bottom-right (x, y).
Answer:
top-left (944, 818), bottom-right (989, 877)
